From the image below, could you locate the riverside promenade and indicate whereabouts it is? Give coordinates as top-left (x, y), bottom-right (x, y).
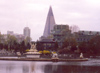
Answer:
top-left (0, 57), bottom-right (88, 62)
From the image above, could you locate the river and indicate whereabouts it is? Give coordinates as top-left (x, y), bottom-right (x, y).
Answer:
top-left (0, 59), bottom-right (100, 73)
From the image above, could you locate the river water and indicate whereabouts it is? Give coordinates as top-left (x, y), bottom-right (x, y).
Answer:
top-left (0, 59), bottom-right (100, 73)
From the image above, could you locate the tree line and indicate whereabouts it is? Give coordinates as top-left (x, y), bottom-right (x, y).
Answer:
top-left (58, 35), bottom-right (100, 57)
top-left (0, 33), bottom-right (100, 57)
top-left (0, 34), bottom-right (30, 53)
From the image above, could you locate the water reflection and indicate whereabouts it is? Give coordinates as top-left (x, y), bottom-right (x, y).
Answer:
top-left (23, 64), bottom-right (29, 73)
top-left (0, 59), bottom-right (100, 73)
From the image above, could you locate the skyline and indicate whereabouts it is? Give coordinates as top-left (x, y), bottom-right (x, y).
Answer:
top-left (0, 0), bottom-right (100, 41)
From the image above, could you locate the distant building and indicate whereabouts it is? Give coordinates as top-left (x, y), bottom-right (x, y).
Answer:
top-left (7, 31), bottom-right (14, 35)
top-left (7, 31), bottom-right (25, 43)
top-left (37, 38), bottom-right (55, 51)
top-left (39, 7), bottom-right (57, 50)
top-left (14, 34), bottom-right (25, 43)
top-left (74, 31), bottom-right (100, 42)
top-left (51, 24), bottom-right (71, 47)
top-left (43, 6), bottom-right (56, 37)
top-left (23, 27), bottom-right (31, 42)
top-left (24, 27), bottom-right (30, 38)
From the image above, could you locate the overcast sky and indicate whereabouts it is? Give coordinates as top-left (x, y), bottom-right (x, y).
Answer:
top-left (0, 0), bottom-right (100, 41)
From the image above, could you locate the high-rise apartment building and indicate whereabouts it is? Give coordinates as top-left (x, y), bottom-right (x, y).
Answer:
top-left (24, 27), bottom-right (30, 38)
top-left (43, 6), bottom-right (56, 37)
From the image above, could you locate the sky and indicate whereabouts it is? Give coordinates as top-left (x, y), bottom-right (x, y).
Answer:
top-left (0, 0), bottom-right (100, 41)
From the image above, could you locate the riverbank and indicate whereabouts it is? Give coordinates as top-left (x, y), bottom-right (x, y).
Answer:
top-left (0, 57), bottom-right (88, 62)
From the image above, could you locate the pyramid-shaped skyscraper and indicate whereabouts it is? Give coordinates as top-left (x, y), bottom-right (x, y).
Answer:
top-left (43, 6), bottom-right (56, 37)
